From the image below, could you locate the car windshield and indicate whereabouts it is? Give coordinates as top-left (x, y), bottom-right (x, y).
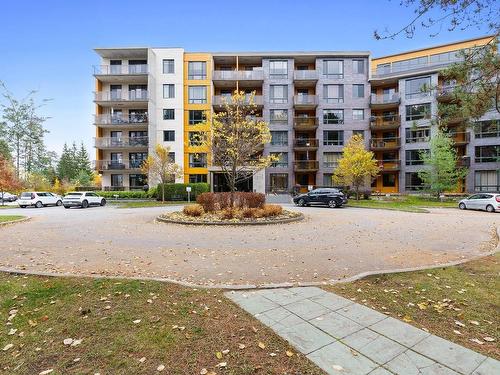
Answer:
top-left (20, 192), bottom-right (33, 198)
top-left (65, 193), bottom-right (82, 197)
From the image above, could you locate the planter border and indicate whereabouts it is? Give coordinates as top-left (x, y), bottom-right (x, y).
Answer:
top-left (156, 212), bottom-right (304, 226)
top-left (0, 216), bottom-right (30, 226)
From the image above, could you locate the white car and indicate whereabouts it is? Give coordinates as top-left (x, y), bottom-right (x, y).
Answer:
top-left (62, 192), bottom-right (106, 209)
top-left (0, 192), bottom-right (17, 202)
top-left (459, 193), bottom-right (500, 213)
top-left (18, 192), bottom-right (63, 208)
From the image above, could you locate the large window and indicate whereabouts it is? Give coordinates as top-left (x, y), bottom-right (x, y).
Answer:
top-left (475, 145), bottom-right (500, 163)
top-left (353, 59), bottom-right (365, 74)
top-left (129, 174), bottom-right (147, 188)
top-left (189, 174), bottom-right (208, 183)
top-left (406, 103), bottom-right (431, 121)
top-left (405, 127), bottom-right (430, 143)
top-left (475, 170), bottom-right (500, 192)
top-left (323, 84), bottom-right (344, 103)
top-left (163, 84), bottom-right (175, 99)
top-left (189, 110), bottom-right (206, 125)
top-left (323, 130), bottom-right (344, 146)
top-left (405, 76), bottom-right (431, 99)
top-left (270, 131), bottom-right (288, 146)
top-left (163, 130), bottom-right (175, 142)
top-left (270, 109), bottom-right (288, 122)
top-left (270, 85), bottom-right (288, 104)
top-left (188, 86), bottom-right (207, 103)
top-left (430, 50), bottom-right (462, 64)
top-left (323, 109), bottom-right (344, 124)
top-left (323, 173), bottom-right (334, 186)
top-left (111, 174), bottom-right (123, 187)
top-left (352, 84), bottom-right (365, 98)
top-left (323, 152), bottom-right (341, 168)
top-left (391, 56), bottom-right (428, 73)
top-left (270, 152), bottom-right (288, 167)
top-left (188, 131), bottom-right (204, 146)
top-left (475, 120), bottom-right (500, 138)
top-left (162, 59), bottom-right (174, 74)
top-left (383, 174), bottom-right (396, 187)
top-left (129, 152), bottom-right (147, 168)
top-left (405, 149), bottom-right (428, 165)
top-left (189, 153), bottom-right (207, 168)
top-left (188, 61), bottom-right (207, 80)
top-left (323, 60), bottom-right (343, 78)
top-left (405, 172), bottom-right (425, 191)
top-left (352, 109), bottom-right (364, 120)
top-left (269, 60), bottom-right (288, 78)
top-left (269, 173), bottom-right (288, 192)
top-left (163, 109), bottom-right (175, 120)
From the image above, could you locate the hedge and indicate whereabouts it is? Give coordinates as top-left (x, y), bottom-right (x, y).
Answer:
top-left (97, 190), bottom-right (152, 199)
top-left (155, 183), bottom-right (210, 201)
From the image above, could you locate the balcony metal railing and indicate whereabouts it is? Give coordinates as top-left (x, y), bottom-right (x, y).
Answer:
top-left (370, 137), bottom-right (401, 149)
top-left (212, 70), bottom-right (264, 80)
top-left (212, 95), bottom-right (263, 106)
top-left (93, 64), bottom-right (148, 75)
top-left (293, 160), bottom-right (319, 171)
top-left (370, 93), bottom-right (400, 106)
top-left (94, 136), bottom-right (148, 148)
top-left (377, 159), bottom-right (401, 171)
top-left (323, 161), bottom-right (339, 168)
top-left (294, 70), bottom-right (318, 80)
top-left (94, 113), bottom-right (148, 125)
top-left (369, 115), bottom-right (401, 129)
top-left (94, 91), bottom-right (149, 101)
top-left (94, 159), bottom-right (145, 170)
top-left (293, 117), bottom-right (319, 128)
top-left (406, 136), bottom-right (431, 143)
top-left (293, 138), bottom-right (319, 148)
top-left (293, 94), bottom-right (318, 106)
top-left (372, 57), bottom-right (464, 78)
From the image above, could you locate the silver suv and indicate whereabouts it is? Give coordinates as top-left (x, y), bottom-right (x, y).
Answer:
top-left (458, 193), bottom-right (500, 213)
top-left (62, 192), bottom-right (106, 209)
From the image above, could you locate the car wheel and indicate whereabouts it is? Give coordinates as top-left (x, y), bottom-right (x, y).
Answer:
top-left (100, 199), bottom-right (106, 207)
top-left (486, 205), bottom-right (495, 213)
top-left (35, 201), bottom-right (43, 208)
top-left (458, 203), bottom-right (466, 210)
top-left (56, 200), bottom-right (62, 206)
top-left (81, 200), bottom-right (89, 208)
top-left (64, 205), bottom-right (70, 209)
top-left (19, 205), bottom-right (26, 208)
top-left (328, 199), bottom-right (338, 208)
top-left (298, 198), bottom-right (306, 207)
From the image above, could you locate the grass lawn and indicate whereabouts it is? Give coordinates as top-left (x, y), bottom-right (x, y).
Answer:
top-left (326, 253), bottom-right (499, 359)
top-left (348, 195), bottom-right (459, 212)
top-left (0, 205), bottom-right (16, 209)
top-left (109, 200), bottom-right (191, 208)
top-left (0, 274), bottom-right (322, 375)
top-left (0, 215), bottom-right (25, 223)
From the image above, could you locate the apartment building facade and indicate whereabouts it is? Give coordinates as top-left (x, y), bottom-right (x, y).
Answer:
top-left (92, 36), bottom-right (499, 193)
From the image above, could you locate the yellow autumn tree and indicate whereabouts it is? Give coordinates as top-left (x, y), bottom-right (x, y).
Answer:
top-left (141, 144), bottom-right (183, 202)
top-left (333, 134), bottom-right (380, 200)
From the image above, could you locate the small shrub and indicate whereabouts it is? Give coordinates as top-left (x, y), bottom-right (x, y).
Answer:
top-left (241, 207), bottom-right (262, 218)
top-left (220, 208), bottom-right (236, 219)
top-left (183, 204), bottom-right (204, 217)
top-left (197, 193), bottom-right (216, 212)
top-left (242, 192), bottom-right (265, 208)
top-left (261, 204), bottom-right (283, 217)
top-left (155, 183), bottom-right (210, 201)
top-left (217, 192), bottom-right (232, 210)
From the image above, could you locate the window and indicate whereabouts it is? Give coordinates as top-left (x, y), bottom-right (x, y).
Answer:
top-left (405, 172), bottom-right (425, 191)
top-left (189, 174), bottom-right (208, 183)
top-left (353, 59), bottom-right (365, 74)
top-left (405, 127), bottom-right (430, 143)
top-left (352, 84), bottom-right (364, 98)
top-left (475, 170), bottom-right (500, 191)
top-left (323, 152), bottom-right (341, 168)
top-left (163, 130), bottom-right (175, 142)
top-left (323, 84), bottom-right (344, 103)
top-left (270, 109), bottom-right (288, 122)
top-left (352, 109), bottom-right (364, 120)
top-left (475, 120), bottom-right (500, 138)
top-left (270, 131), bottom-right (288, 146)
top-left (189, 153), bottom-right (207, 168)
top-left (188, 86), bottom-right (207, 103)
top-left (391, 56), bottom-right (428, 73)
top-left (110, 60), bottom-right (122, 74)
top-left (129, 152), bottom-right (147, 168)
top-left (323, 60), bottom-right (343, 78)
top-left (188, 131), bottom-right (204, 146)
top-left (163, 59), bottom-right (175, 74)
top-left (406, 103), bottom-right (431, 121)
top-left (163, 84), bottom-right (175, 99)
top-left (269, 173), bottom-right (288, 192)
top-left (323, 130), bottom-right (344, 146)
top-left (270, 152), bottom-right (288, 167)
top-left (323, 173), bottom-right (334, 186)
top-left (405, 76), bottom-right (431, 99)
top-left (430, 50), bottom-right (462, 64)
top-left (382, 174), bottom-right (396, 187)
top-left (188, 61), bottom-right (207, 80)
top-left (405, 149), bottom-right (428, 165)
top-left (163, 109), bottom-right (175, 120)
top-left (111, 174), bottom-right (123, 187)
top-left (270, 85), bottom-right (288, 103)
top-left (129, 174), bottom-right (147, 188)
top-left (129, 84), bottom-right (147, 100)
top-left (269, 60), bottom-right (288, 77)
top-left (323, 109), bottom-right (344, 124)
top-left (475, 145), bottom-right (500, 163)
top-left (168, 152), bottom-right (175, 163)
top-left (128, 60), bottom-right (147, 74)
top-left (189, 110), bottom-right (206, 125)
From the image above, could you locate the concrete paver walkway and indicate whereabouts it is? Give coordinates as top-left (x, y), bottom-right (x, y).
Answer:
top-left (225, 287), bottom-right (500, 375)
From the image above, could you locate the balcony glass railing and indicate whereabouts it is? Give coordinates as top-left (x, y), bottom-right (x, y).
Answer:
top-left (212, 95), bottom-right (263, 106)
top-left (370, 115), bottom-right (401, 127)
top-left (377, 159), bottom-right (401, 170)
top-left (294, 70), bottom-right (318, 80)
top-left (293, 160), bottom-right (319, 170)
top-left (94, 159), bottom-right (146, 170)
top-left (94, 64), bottom-right (148, 75)
top-left (293, 139), bottom-right (319, 148)
top-left (94, 91), bottom-right (149, 101)
top-left (370, 93), bottom-right (400, 105)
top-left (212, 70), bottom-right (264, 80)
top-left (94, 113), bottom-right (148, 125)
top-left (373, 57), bottom-right (463, 77)
top-left (94, 136), bottom-right (148, 148)
top-left (294, 117), bottom-right (319, 127)
top-left (370, 137), bottom-right (401, 149)
top-left (294, 94), bottom-right (318, 105)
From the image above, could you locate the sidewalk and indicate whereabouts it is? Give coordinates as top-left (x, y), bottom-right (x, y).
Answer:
top-left (225, 287), bottom-right (499, 375)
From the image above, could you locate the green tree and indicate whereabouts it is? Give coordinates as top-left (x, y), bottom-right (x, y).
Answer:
top-left (417, 131), bottom-right (468, 198)
top-left (76, 142), bottom-right (92, 176)
top-left (0, 139), bottom-right (10, 160)
top-left (333, 135), bottom-right (380, 200)
top-left (57, 143), bottom-right (74, 181)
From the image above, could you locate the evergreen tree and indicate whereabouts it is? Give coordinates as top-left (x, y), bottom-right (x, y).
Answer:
top-left (76, 142), bottom-right (92, 175)
top-left (57, 143), bottom-right (75, 181)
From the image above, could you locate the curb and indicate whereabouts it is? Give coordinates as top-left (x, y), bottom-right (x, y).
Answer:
top-left (0, 216), bottom-right (31, 227)
top-left (155, 212), bottom-right (304, 226)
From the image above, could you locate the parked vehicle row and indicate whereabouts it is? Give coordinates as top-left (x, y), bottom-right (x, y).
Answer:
top-left (293, 188), bottom-right (348, 208)
top-left (17, 191), bottom-right (106, 209)
top-left (458, 193), bottom-right (500, 213)
top-left (0, 192), bottom-right (18, 202)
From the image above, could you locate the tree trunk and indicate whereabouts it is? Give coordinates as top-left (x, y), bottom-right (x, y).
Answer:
top-left (162, 182), bottom-right (165, 203)
top-left (355, 185), bottom-right (360, 201)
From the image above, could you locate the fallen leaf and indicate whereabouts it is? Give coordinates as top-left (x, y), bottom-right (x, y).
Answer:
top-left (469, 320), bottom-right (480, 326)
top-left (332, 364), bottom-right (344, 371)
top-left (39, 370), bottom-right (54, 375)
top-left (215, 351), bottom-right (223, 359)
top-left (63, 338), bottom-right (73, 346)
top-left (455, 320), bottom-right (465, 327)
top-left (470, 338), bottom-right (484, 345)
top-left (139, 357), bottom-right (146, 363)
top-left (200, 369), bottom-right (208, 375)
top-left (258, 342), bottom-right (266, 349)
top-left (483, 337), bottom-right (495, 342)
top-left (286, 350), bottom-right (294, 357)
top-left (238, 343), bottom-right (246, 349)
top-left (3, 343), bottom-right (14, 351)
top-left (216, 362), bottom-right (227, 368)
top-left (133, 319), bottom-right (141, 324)
top-left (157, 364), bottom-right (165, 371)
top-left (402, 315), bottom-right (413, 323)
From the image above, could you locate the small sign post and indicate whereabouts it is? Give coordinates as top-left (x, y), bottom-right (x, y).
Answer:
top-left (186, 186), bottom-right (192, 203)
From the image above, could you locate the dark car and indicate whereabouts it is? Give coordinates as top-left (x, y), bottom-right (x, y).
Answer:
top-left (293, 188), bottom-right (347, 208)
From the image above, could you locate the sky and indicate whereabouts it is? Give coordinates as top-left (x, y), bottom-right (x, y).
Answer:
top-left (0, 0), bottom-right (494, 157)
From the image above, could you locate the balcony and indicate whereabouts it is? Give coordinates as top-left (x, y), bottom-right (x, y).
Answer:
top-left (293, 160), bottom-right (319, 172)
top-left (212, 70), bottom-right (264, 85)
top-left (294, 70), bottom-right (318, 87)
top-left (94, 91), bottom-right (148, 106)
top-left (293, 117), bottom-right (319, 130)
top-left (93, 64), bottom-right (148, 83)
top-left (372, 57), bottom-right (464, 79)
top-left (94, 113), bottom-right (148, 128)
top-left (377, 159), bottom-right (401, 171)
top-left (436, 85), bottom-right (457, 102)
top-left (293, 138), bottom-right (319, 150)
top-left (370, 137), bottom-right (401, 150)
top-left (369, 115), bottom-right (401, 130)
top-left (212, 94), bottom-right (263, 108)
top-left (293, 94), bottom-right (318, 109)
top-left (94, 159), bottom-right (145, 171)
top-left (449, 131), bottom-right (470, 145)
top-left (94, 136), bottom-right (148, 149)
top-left (369, 93), bottom-right (400, 109)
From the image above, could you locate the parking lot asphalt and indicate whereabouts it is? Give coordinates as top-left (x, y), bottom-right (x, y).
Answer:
top-left (0, 204), bottom-right (498, 287)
